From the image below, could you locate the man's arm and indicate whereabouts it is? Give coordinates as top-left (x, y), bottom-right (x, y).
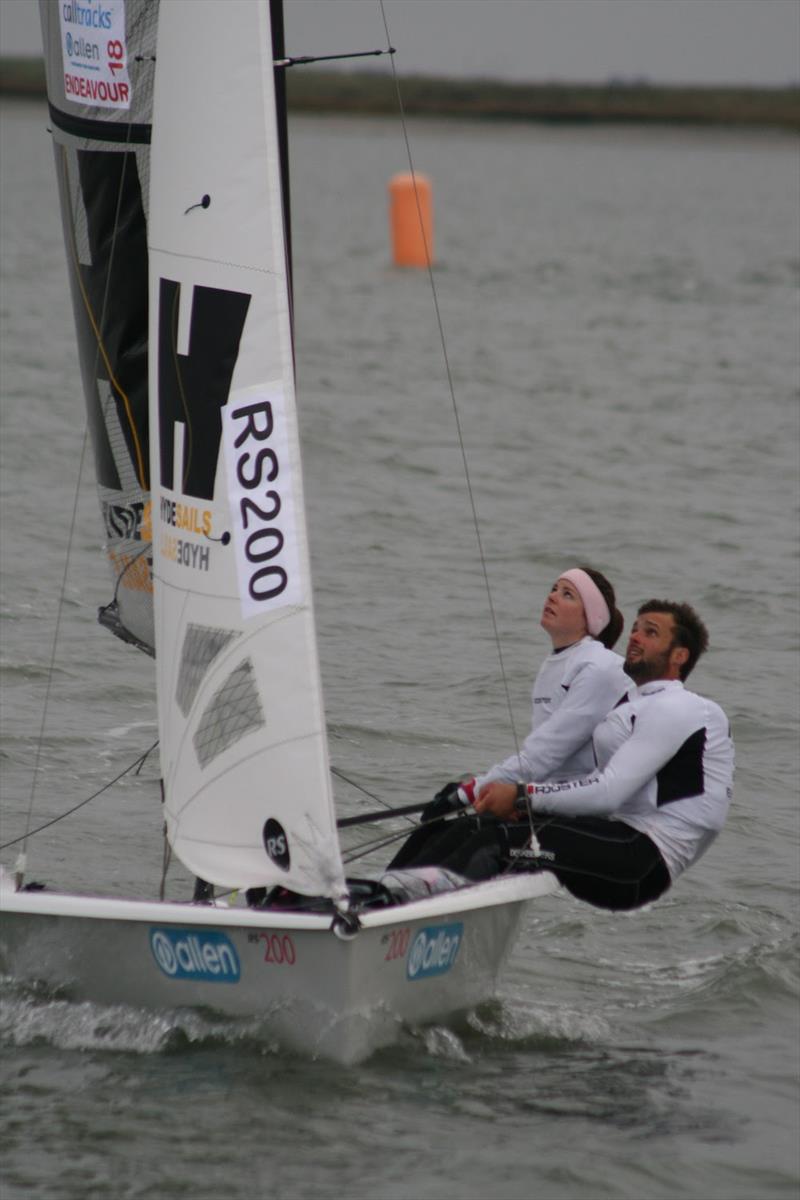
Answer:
top-left (526, 698), bottom-right (701, 817)
top-left (476, 695), bottom-right (701, 820)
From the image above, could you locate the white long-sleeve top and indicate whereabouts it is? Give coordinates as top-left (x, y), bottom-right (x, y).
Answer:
top-left (476, 637), bottom-right (628, 791)
top-left (528, 680), bottom-right (735, 880)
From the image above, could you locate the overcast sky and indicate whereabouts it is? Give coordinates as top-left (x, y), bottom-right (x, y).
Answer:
top-left (1, 0), bottom-right (798, 85)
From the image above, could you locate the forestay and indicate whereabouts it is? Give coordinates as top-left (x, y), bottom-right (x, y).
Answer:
top-left (148, 1), bottom-right (347, 902)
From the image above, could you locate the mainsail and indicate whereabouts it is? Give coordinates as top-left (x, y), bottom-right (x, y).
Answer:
top-left (148, 0), bottom-right (347, 900)
top-left (40, 0), bottom-right (157, 654)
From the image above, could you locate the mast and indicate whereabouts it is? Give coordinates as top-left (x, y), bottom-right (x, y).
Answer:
top-left (270, 0), bottom-right (294, 341)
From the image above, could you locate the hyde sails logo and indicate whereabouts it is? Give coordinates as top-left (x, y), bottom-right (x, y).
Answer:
top-left (406, 923), bottom-right (463, 981)
top-left (149, 928), bottom-right (240, 983)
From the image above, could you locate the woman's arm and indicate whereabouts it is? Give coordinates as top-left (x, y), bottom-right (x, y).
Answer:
top-left (478, 662), bottom-right (625, 787)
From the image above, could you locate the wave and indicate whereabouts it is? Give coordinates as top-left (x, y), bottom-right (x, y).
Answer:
top-left (0, 979), bottom-right (288, 1058)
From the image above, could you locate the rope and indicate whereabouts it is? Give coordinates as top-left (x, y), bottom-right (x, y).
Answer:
top-left (378, 1), bottom-right (523, 770)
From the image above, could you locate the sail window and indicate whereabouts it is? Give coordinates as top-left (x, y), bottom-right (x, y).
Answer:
top-left (193, 659), bottom-right (265, 769)
top-left (176, 624), bottom-right (238, 716)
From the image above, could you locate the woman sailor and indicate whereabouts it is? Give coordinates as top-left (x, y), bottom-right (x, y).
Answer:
top-left (390, 565), bottom-right (627, 860)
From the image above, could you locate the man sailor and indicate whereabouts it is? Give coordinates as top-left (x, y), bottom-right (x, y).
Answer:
top-left (391, 600), bottom-right (734, 911)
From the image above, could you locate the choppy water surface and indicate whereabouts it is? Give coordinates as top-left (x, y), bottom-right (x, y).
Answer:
top-left (1, 99), bottom-right (798, 1199)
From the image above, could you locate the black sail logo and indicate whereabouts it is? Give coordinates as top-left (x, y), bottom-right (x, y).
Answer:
top-left (263, 819), bottom-right (290, 871)
top-left (157, 278), bottom-right (251, 500)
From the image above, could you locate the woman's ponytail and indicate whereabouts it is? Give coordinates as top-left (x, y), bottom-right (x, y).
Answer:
top-left (579, 565), bottom-right (624, 649)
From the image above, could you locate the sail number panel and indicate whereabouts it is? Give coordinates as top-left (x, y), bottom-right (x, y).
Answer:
top-left (222, 388), bottom-right (304, 617)
top-left (156, 277), bottom-right (304, 618)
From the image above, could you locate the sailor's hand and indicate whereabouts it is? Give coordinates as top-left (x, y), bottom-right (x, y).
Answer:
top-left (421, 778), bottom-right (476, 823)
top-left (473, 781), bottom-right (518, 821)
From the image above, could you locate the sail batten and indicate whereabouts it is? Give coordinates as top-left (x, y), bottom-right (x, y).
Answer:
top-left (47, 104), bottom-right (152, 144)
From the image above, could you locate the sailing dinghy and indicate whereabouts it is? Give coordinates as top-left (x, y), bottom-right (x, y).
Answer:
top-left (1, 0), bottom-right (558, 1064)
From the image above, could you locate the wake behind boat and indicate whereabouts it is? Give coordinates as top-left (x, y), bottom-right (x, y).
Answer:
top-left (0, 0), bottom-right (558, 1063)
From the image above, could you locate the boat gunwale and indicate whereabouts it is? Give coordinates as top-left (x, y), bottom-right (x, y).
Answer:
top-left (0, 872), bottom-right (559, 930)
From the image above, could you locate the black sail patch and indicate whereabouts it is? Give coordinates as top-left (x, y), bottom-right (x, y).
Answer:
top-left (157, 279), bottom-right (251, 500)
top-left (656, 728), bottom-right (706, 806)
top-left (263, 819), bottom-right (290, 871)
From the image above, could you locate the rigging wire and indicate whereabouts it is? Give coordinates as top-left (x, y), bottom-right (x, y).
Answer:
top-left (373, 6), bottom-right (545, 851)
top-left (342, 823), bottom-right (420, 865)
top-left (377, 1), bottom-right (524, 772)
top-left (331, 765), bottom-right (420, 827)
top-left (2, 741), bottom-right (159, 853)
top-left (14, 425), bottom-right (91, 885)
top-left (331, 765), bottom-right (384, 806)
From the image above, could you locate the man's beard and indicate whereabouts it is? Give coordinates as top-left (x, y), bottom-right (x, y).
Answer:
top-left (624, 647), bottom-right (671, 684)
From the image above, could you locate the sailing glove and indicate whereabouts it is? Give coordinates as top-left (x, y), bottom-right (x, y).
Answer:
top-left (421, 778), bottom-right (477, 823)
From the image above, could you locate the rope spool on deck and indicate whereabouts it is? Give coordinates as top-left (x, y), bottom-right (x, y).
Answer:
top-left (388, 172), bottom-right (434, 268)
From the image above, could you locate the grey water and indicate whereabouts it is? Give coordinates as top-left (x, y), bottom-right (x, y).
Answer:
top-left (1, 96), bottom-right (798, 1199)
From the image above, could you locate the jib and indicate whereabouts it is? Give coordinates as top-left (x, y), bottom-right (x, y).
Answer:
top-left (230, 398), bottom-right (288, 603)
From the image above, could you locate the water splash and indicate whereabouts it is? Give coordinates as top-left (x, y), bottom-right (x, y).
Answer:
top-left (0, 979), bottom-right (280, 1057)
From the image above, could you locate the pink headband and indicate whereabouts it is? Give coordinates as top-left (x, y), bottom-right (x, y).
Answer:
top-left (560, 569), bottom-right (611, 637)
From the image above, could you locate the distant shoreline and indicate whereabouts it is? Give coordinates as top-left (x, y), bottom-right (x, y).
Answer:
top-left (2, 57), bottom-right (798, 130)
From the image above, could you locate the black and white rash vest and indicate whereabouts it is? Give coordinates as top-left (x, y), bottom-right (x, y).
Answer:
top-left (527, 680), bottom-right (735, 880)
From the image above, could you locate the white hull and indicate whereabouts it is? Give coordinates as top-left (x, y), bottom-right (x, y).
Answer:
top-left (0, 873), bottom-right (558, 1063)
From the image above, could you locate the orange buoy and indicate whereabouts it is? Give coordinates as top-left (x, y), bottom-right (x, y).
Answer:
top-left (388, 172), bottom-right (433, 268)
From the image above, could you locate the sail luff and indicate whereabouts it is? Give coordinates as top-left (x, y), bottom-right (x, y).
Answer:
top-left (148, 0), bottom-right (346, 900)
